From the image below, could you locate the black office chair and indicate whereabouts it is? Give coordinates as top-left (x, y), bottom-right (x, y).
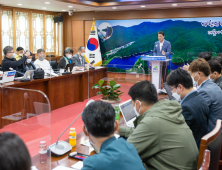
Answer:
top-left (49, 60), bottom-right (57, 70)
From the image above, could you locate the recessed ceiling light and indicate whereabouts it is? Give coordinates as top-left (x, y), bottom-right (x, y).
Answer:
top-left (172, 4), bottom-right (177, 6)
top-left (62, 10), bottom-right (66, 11)
top-left (68, 6), bottom-right (73, 8)
top-left (112, 7), bottom-right (117, 9)
top-left (17, 4), bottom-right (22, 6)
top-left (207, 2), bottom-right (212, 4)
top-left (42, 7), bottom-right (47, 9)
top-left (45, 2), bottom-right (50, 4)
top-left (141, 5), bottom-right (145, 8)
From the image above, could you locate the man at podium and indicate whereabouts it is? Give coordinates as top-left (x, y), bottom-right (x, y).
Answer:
top-left (153, 31), bottom-right (171, 83)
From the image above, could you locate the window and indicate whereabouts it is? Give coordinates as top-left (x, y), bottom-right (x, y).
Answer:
top-left (15, 11), bottom-right (29, 50)
top-left (45, 15), bottom-right (55, 53)
top-left (1, 10), bottom-right (13, 55)
top-left (32, 13), bottom-right (44, 53)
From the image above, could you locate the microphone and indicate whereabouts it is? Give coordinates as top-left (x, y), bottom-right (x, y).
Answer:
top-left (49, 99), bottom-right (95, 156)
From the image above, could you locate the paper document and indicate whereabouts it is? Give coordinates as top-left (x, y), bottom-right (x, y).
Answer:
top-left (71, 161), bottom-right (84, 170)
top-left (53, 166), bottom-right (73, 170)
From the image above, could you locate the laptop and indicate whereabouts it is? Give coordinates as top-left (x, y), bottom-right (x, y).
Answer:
top-left (65, 63), bottom-right (75, 72)
top-left (15, 70), bottom-right (35, 80)
top-left (163, 82), bottom-right (176, 100)
top-left (119, 99), bottom-right (138, 127)
top-left (0, 71), bottom-right (16, 84)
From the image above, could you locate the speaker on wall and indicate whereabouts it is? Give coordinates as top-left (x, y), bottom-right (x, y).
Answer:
top-left (53, 16), bottom-right (63, 23)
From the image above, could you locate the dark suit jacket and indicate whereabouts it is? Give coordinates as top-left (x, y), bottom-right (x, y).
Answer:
top-left (181, 91), bottom-right (209, 148)
top-left (58, 56), bottom-right (73, 69)
top-left (72, 53), bottom-right (87, 67)
top-left (214, 76), bottom-right (222, 90)
top-left (197, 79), bottom-right (222, 132)
top-left (153, 40), bottom-right (171, 58)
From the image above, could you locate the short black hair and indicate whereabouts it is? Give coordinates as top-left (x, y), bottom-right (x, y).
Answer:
top-left (3, 46), bottom-right (14, 56)
top-left (16, 47), bottom-right (24, 51)
top-left (0, 132), bottom-right (31, 170)
top-left (213, 56), bottom-right (222, 66)
top-left (82, 101), bottom-right (115, 138)
top-left (128, 80), bottom-right (158, 105)
top-left (167, 69), bottom-right (193, 89)
top-left (78, 46), bottom-right (85, 51)
top-left (37, 49), bottom-right (45, 54)
top-left (208, 60), bottom-right (222, 74)
top-left (63, 47), bottom-right (74, 56)
top-left (157, 31), bottom-right (165, 36)
top-left (198, 52), bottom-right (211, 61)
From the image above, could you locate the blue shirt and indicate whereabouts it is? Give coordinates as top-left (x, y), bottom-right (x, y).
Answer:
top-left (180, 90), bottom-right (196, 105)
top-left (81, 136), bottom-right (145, 170)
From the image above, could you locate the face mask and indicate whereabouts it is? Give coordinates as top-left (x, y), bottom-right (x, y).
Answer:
top-left (85, 128), bottom-right (99, 153)
top-left (39, 56), bottom-right (45, 61)
top-left (172, 88), bottom-right (181, 102)
top-left (81, 53), bottom-right (85, 57)
top-left (12, 53), bottom-right (15, 58)
top-left (67, 54), bottom-right (72, 59)
top-left (19, 54), bottom-right (23, 57)
top-left (192, 72), bottom-right (200, 87)
top-left (133, 100), bottom-right (141, 116)
top-left (27, 59), bottom-right (32, 63)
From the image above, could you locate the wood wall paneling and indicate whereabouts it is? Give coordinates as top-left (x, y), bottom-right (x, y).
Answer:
top-left (71, 20), bottom-right (84, 50)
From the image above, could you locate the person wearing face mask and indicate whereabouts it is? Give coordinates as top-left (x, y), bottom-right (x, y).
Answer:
top-left (81, 101), bottom-right (145, 170)
top-left (167, 69), bottom-right (209, 149)
top-left (208, 60), bottom-right (222, 90)
top-left (72, 46), bottom-right (91, 68)
top-left (14, 47), bottom-right (24, 61)
top-left (189, 58), bottom-right (222, 132)
top-left (18, 51), bottom-right (36, 74)
top-left (34, 49), bottom-right (56, 76)
top-left (118, 80), bottom-right (198, 170)
top-left (58, 47), bottom-right (74, 69)
top-left (1, 46), bottom-right (28, 77)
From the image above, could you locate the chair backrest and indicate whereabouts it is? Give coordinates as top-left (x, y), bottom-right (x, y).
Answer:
top-left (197, 120), bottom-right (222, 170)
top-left (32, 54), bottom-right (35, 61)
top-left (199, 150), bottom-right (210, 170)
top-left (49, 60), bottom-right (57, 70)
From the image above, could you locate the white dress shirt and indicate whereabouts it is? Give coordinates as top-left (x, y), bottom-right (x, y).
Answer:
top-left (159, 40), bottom-right (164, 51)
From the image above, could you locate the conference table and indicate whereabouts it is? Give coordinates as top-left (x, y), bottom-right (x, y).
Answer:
top-left (0, 67), bottom-right (108, 128)
top-left (31, 94), bottom-right (168, 170)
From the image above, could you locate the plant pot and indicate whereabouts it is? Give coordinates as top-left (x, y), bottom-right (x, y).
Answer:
top-left (100, 98), bottom-right (121, 107)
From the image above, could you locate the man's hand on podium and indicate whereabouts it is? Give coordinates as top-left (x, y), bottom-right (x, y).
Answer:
top-left (162, 50), bottom-right (165, 56)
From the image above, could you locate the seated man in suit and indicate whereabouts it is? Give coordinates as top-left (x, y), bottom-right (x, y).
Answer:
top-left (208, 60), bottom-right (222, 90)
top-left (81, 101), bottom-right (145, 170)
top-left (34, 49), bottom-right (57, 76)
top-left (118, 80), bottom-right (198, 170)
top-left (58, 47), bottom-right (74, 69)
top-left (1, 46), bottom-right (28, 77)
top-left (189, 58), bottom-right (222, 132)
top-left (153, 31), bottom-right (171, 83)
top-left (15, 47), bottom-right (24, 61)
top-left (167, 69), bottom-right (209, 148)
top-left (72, 46), bottom-right (91, 68)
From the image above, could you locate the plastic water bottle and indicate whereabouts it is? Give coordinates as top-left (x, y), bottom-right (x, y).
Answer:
top-left (115, 105), bottom-right (120, 120)
top-left (39, 141), bottom-right (47, 163)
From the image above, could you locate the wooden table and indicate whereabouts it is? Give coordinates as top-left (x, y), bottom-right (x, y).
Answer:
top-left (0, 68), bottom-right (108, 128)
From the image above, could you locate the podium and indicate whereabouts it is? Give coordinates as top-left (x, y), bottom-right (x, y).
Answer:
top-left (141, 56), bottom-right (171, 90)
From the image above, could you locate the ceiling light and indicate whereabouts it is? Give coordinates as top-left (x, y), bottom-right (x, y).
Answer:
top-left (17, 4), bottom-right (22, 6)
top-left (45, 2), bottom-right (50, 4)
top-left (62, 10), bottom-right (66, 11)
top-left (42, 7), bottom-right (47, 9)
top-left (172, 4), bottom-right (177, 6)
top-left (112, 7), bottom-right (117, 9)
top-left (207, 2), bottom-right (212, 4)
top-left (141, 5), bottom-right (145, 8)
top-left (68, 6), bottom-right (73, 8)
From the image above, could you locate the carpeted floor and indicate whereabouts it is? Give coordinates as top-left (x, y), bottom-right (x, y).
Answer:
top-left (0, 83), bottom-right (133, 157)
